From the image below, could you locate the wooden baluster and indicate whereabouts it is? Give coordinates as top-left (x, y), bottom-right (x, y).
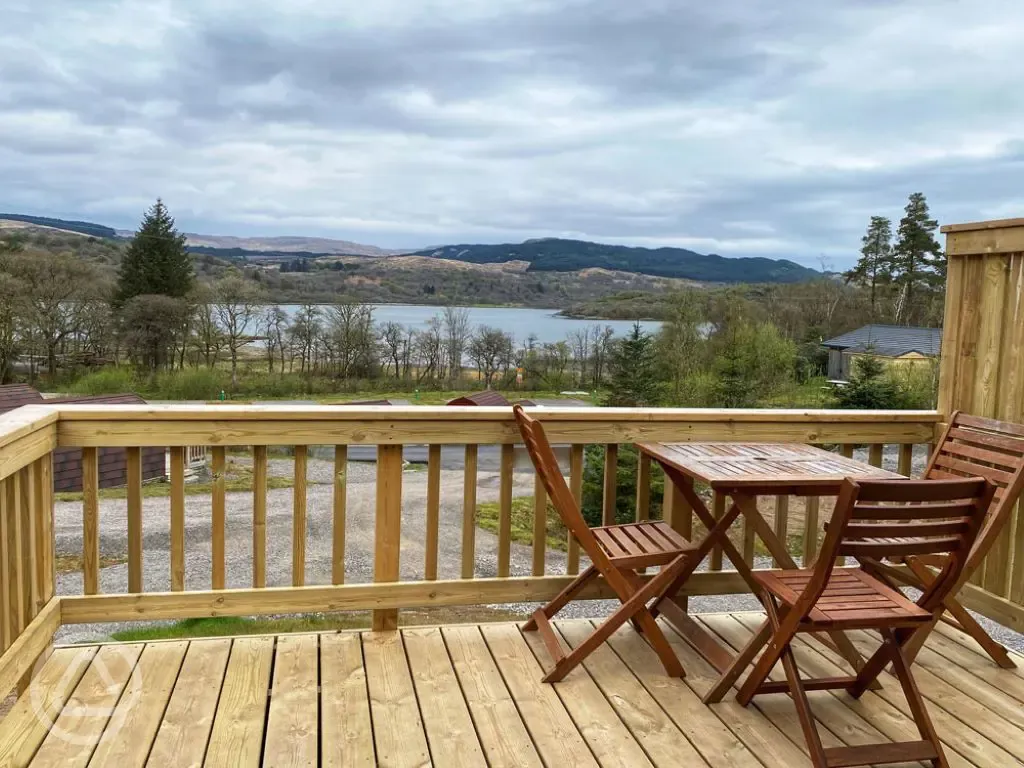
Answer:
top-left (840, 444), bottom-right (854, 459)
top-left (635, 453), bottom-right (651, 522)
top-left (333, 445), bottom-right (348, 585)
top-left (709, 491), bottom-right (725, 571)
top-left (803, 496), bottom-right (820, 566)
top-left (462, 445), bottom-right (477, 580)
top-left (34, 454), bottom-right (55, 605)
top-left (868, 443), bottom-right (884, 468)
top-left (7, 473), bottom-right (24, 636)
top-left (898, 443), bottom-right (914, 477)
top-left (0, 478), bottom-right (10, 649)
top-left (170, 446), bottom-right (185, 592)
top-left (424, 445), bottom-right (440, 581)
top-left (602, 444), bottom-right (618, 525)
top-left (252, 445), bottom-right (268, 588)
top-left (773, 496), bottom-right (789, 568)
top-left (532, 475), bottom-right (547, 577)
top-left (126, 447), bottom-right (144, 593)
top-left (567, 445), bottom-right (583, 575)
top-left (373, 445), bottom-right (403, 631)
top-left (211, 447), bottom-right (226, 590)
top-left (293, 445), bottom-right (307, 587)
top-left (497, 444), bottom-right (514, 578)
top-left (19, 466), bottom-right (36, 622)
top-left (82, 446), bottom-right (99, 596)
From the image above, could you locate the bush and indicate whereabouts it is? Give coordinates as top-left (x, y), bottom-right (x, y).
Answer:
top-left (581, 444), bottom-right (664, 527)
top-left (66, 367), bottom-right (137, 395)
top-left (148, 368), bottom-right (229, 400)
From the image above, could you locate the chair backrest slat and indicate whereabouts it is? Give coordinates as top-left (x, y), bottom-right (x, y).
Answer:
top-left (924, 411), bottom-right (1024, 574)
top-left (807, 477), bottom-right (995, 613)
top-left (512, 404), bottom-right (615, 570)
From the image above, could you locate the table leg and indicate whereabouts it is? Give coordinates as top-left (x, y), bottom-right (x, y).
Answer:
top-left (730, 493), bottom-right (870, 677)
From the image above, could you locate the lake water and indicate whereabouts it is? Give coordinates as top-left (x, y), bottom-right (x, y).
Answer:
top-left (281, 304), bottom-right (661, 344)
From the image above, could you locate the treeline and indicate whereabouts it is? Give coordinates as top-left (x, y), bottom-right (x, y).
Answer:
top-left (0, 214), bottom-right (118, 239)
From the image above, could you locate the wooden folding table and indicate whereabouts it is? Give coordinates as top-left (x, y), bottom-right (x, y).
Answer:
top-left (635, 441), bottom-right (904, 676)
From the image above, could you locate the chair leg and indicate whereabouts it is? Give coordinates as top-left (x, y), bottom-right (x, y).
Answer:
top-left (905, 558), bottom-right (1016, 669)
top-left (523, 566), bottom-right (597, 632)
top-left (704, 616), bottom-right (772, 704)
top-left (847, 633), bottom-right (896, 699)
top-left (544, 558), bottom-right (688, 683)
top-left (737, 598), bottom-right (797, 707)
top-left (939, 596), bottom-right (1016, 669)
top-left (885, 628), bottom-right (948, 768)
top-left (779, 637), bottom-right (829, 767)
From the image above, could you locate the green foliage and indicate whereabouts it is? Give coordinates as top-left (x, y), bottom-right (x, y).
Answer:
top-left (66, 367), bottom-right (137, 395)
top-left (581, 444), bottom-right (664, 527)
top-left (846, 215), bottom-right (893, 315)
top-left (115, 199), bottom-right (194, 305)
top-left (709, 319), bottom-right (797, 407)
top-left (411, 239), bottom-right (818, 283)
top-left (604, 323), bottom-right (661, 407)
top-left (475, 497), bottom-right (566, 551)
top-left (892, 192), bottom-right (944, 325)
top-left (833, 355), bottom-right (914, 409)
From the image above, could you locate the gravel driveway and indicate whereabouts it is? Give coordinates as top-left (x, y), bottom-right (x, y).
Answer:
top-left (52, 453), bottom-right (1023, 653)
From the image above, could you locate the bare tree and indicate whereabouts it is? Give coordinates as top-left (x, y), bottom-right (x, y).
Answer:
top-left (288, 304), bottom-right (321, 375)
top-left (260, 306), bottom-right (289, 374)
top-left (442, 306), bottom-right (471, 380)
top-left (468, 326), bottom-right (514, 388)
top-left (329, 303), bottom-right (376, 379)
top-left (415, 316), bottom-right (444, 382)
top-left (191, 285), bottom-right (224, 368)
top-left (213, 275), bottom-right (264, 387)
top-left (379, 321), bottom-right (405, 378)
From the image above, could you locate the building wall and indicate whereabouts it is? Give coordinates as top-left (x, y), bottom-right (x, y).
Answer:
top-left (52, 447), bottom-right (165, 493)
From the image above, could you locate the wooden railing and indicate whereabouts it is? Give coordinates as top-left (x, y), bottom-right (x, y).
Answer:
top-left (0, 403), bottom-right (956, 699)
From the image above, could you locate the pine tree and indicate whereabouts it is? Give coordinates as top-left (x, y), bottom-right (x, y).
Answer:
top-left (891, 193), bottom-right (943, 325)
top-left (115, 199), bottom-right (193, 306)
top-left (845, 215), bottom-right (892, 317)
top-left (603, 323), bottom-right (661, 407)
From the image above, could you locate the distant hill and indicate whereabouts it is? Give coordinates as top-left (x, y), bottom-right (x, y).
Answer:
top-left (179, 233), bottom-right (404, 258)
top-left (409, 238), bottom-right (818, 283)
top-left (0, 214), bottom-right (117, 239)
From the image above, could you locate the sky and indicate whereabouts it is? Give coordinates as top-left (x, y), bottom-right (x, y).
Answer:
top-left (1, 0), bottom-right (1022, 268)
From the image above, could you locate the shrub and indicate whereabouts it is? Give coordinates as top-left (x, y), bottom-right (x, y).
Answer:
top-left (66, 367), bottom-right (137, 395)
top-left (581, 444), bottom-right (664, 527)
top-left (149, 368), bottom-right (229, 400)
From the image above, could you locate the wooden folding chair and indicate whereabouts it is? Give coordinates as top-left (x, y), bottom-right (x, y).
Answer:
top-left (867, 412), bottom-right (1024, 668)
top-left (513, 404), bottom-right (699, 683)
top-left (706, 476), bottom-right (995, 768)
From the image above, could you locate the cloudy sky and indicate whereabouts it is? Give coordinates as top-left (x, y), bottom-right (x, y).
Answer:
top-left (2, 1), bottom-right (1021, 267)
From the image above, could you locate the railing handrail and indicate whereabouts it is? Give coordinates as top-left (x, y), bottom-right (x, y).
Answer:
top-left (0, 405), bottom-right (58, 482)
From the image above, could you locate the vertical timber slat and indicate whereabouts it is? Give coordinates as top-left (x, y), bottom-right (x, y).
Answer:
top-left (602, 443), bottom-right (618, 526)
top-left (462, 445), bottom-right (477, 580)
top-left (211, 446), bottom-right (226, 590)
top-left (424, 444), bottom-right (440, 581)
top-left (82, 446), bottom-right (99, 596)
top-left (635, 452), bottom-right (651, 522)
top-left (868, 443), bottom-right (884, 468)
top-left (292, 445), bottom-right (307, 587)
top-left (497, 444), bottom-right (514, 578)
top-left (532, 474), bottom-right (547, 577)
top-left (126, 447), bottom-right (144, 593)
top-left (333, 445), bottom-right (348, 585)
top-left (252, 445), bottom-right (268, 588)
top-left (170, 446), bottom-right (186, 592)
top-left (897, 443), bottom-right (914, 478)
top-left (374, 444), bottom-right (403, 631)
top-left (567, 444), bottom-right (583, 574)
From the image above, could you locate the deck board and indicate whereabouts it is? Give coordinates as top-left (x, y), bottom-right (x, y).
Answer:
top-left (0, 613), bottom-right (1021, 767)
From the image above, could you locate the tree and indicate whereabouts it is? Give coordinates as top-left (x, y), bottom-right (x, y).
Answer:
top-left (604, 323), bottom-right (661, 407)
top-left (845, 216), bottom-right (892, 317)
top-left (442, 306), bottom-right (471, 380)
top-left (121, 294), bottom-right (191, 371)
top-left (468, 326), bottom-right (514, 388)
top-left (0, 270), bottom-right (25, 383)
top-left (656, 291), bottom-right (707, 403)
top-left (833, 354), bottom-right (904, 409)
top-left (891, 193), bottom-right (943, 325)
top-left (260, 306), bottom-right (289, 374)
top-left (213, 275), bottom-right (264, 388)
top-left (115, 199), bottom-right (193, 305)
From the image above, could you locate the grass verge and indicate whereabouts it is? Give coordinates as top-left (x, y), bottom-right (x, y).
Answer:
top-left (476, 496), bottom-right (568, 551)
top-left (109, 605), bottom-right (527, 642)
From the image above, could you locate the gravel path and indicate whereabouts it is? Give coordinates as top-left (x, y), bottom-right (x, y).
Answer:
top-left (53, 454), bottom-right (1024, 654)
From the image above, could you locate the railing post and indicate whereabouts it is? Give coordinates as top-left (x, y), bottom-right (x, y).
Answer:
top-left (373, 445), bottom-right (403, 631)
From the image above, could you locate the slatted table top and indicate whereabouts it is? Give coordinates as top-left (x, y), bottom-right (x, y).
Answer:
top-left (637, 442), bottom-right (903, 491)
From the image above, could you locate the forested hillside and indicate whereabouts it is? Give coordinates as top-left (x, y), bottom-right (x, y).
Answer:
top-left (411, 238), bottom-right (819, 283)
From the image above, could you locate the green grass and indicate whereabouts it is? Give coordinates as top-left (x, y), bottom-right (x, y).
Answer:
top-left (476, 496), bottom-right (568, 551)
top-left (109, 606), bottom-right (526, 642)
top-left (55, 462), bottom-right (293, 502)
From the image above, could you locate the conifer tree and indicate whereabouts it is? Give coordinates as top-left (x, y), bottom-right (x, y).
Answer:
top-left (603, 323), bottom-right (661, 407)
top-left (891, 193), bottom-right (943, 324)
top-left (115, 199), bottom-right (193, 306)
top-left (845, 215), bottom-right (892, 317)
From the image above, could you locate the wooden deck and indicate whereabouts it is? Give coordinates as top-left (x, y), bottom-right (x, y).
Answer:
top-left (1, 614), bottom-right (1023, 767)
